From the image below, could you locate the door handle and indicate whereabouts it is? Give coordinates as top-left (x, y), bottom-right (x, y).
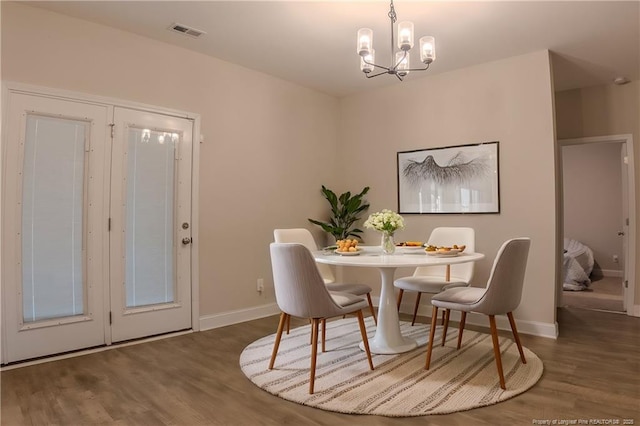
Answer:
top-left (182, 237), bottom-right (192, 245)
top-left (618, 231), bottom-right (625, 236)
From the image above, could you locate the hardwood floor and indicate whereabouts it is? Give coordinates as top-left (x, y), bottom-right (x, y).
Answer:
top-left (2, 308), bottom-right (639, 425)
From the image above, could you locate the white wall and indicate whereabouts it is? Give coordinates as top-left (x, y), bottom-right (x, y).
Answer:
top-left (1, 2), bottom-right (340, 320)
top-left (2, 4), bottom-right (562, 336)
top-left (562, 143), bottom-right (623, 273)
top-left (338, 51), bottom-right (558, 334)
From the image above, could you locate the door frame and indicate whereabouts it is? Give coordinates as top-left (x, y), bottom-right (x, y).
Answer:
top-left (558, 134), bottom-right (636, 316)
top-left (1, 82), bottom-right (201, 361)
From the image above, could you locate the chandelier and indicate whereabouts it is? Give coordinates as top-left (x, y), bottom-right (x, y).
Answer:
top-left (356, 0), bottom-right (436, 81)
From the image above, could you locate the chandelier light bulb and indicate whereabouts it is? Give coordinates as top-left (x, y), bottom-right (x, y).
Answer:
top-left (361, 49), bottom-right (375, 73)
top-left (357, 28), bottom-right (373, 56)
top-left (397, 21), bottom-right (414, 51)
top-left (395, 51), bottom-right (410, 76)
top-left (419, 36), bottom-right (436, 64)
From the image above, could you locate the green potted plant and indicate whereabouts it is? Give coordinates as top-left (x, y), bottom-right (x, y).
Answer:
top-left (308, 185), bottom-right (370, 242)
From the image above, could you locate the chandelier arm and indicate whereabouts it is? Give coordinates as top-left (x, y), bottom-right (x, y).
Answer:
top-left (369, 64), bottom-right (392, 71)
top-left (366, 70), bottom-right (392, 79)
top-left (395, 73), bottom-right (404, 82)
top-left (362, 57), bottom-right (391, 72)
top-left (405, 63), bottom-right (432, 72)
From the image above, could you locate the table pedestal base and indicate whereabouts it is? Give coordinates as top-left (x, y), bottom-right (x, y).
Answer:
top-left (359, 336), bottom-right (417, 354)
top-left (361, 265), bottom-right (417, 354)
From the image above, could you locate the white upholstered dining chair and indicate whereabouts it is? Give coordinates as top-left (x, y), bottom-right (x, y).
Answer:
top-left (425, 237), bottom-right (531, 390)
top-left (394, 227), bottom-right (475, 325)
top-left (268, 243), bottom-right (374, 394)
top-left (273, 228), bottom-right (377, 324)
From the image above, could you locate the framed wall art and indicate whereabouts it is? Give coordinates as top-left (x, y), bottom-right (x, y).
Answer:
top-left (397, 141), bottom-right (500, 214)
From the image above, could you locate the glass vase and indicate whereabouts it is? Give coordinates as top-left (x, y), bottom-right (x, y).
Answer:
top-left (381, 232), bottom-right (396, 254)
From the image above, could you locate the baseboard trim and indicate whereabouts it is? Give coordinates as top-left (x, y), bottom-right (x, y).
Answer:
top-left (199, 303), bottom-right (280, 331)
top-left (394, 298), bottom-right (558, 339)
top-left (199, 299), bottom-right (561, 337)
top-left (599, 269), bottom-right (623, 278)
top-left (452, 311), bottom-right (558, 339)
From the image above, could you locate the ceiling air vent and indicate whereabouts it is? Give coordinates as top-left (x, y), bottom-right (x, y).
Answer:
top-left (168, 23), bottom-right (206, 38)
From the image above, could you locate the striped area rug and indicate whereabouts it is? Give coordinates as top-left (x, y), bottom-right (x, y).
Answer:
top-left (239, 317), bottom-right (543, 416)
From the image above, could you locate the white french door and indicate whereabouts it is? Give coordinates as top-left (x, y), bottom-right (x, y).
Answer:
top-left (109, 108), bottom-right (193, 342)
top-left (2, 88), bottom-right (195, 363)
top-left (2, 93), bottom-right (111, 362)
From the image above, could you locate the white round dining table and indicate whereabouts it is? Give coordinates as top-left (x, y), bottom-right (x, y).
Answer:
top-left (314, 246), bottom-right (485, 354)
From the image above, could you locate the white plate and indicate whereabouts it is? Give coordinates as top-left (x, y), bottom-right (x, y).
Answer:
top-left (425, 249), bottom-right (461, 257)
top-left (335, 249), bottom-right (361, 256)
top-left (399, 245), bottom-right (425, 250)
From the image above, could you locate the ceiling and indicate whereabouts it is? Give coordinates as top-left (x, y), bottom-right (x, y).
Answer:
top-left (26, 1), bottom-right (640, 98)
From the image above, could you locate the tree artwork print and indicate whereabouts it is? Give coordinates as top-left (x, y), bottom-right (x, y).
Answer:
top-left (397, 142), bottom-right (500, 214)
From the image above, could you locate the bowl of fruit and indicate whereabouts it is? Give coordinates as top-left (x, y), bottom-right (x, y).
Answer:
top-left (335, 239), bottom-right (361, 255)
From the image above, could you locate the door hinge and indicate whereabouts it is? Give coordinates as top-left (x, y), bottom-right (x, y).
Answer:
top-left (109, 311), bottom-right (112, 325)
top-left (108, 217), bottom-right (111, 231)
top-left (624, 280), bottom-right (628, 288)
top-left (109, 123), bottom-right (115, 138)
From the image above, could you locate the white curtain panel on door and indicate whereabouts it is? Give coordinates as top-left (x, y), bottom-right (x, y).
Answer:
top-left (125, 128), bottom-right (177, 307)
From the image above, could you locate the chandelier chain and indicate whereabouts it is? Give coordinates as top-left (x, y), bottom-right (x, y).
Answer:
top-left (388, 0), bottom-right (397, 24)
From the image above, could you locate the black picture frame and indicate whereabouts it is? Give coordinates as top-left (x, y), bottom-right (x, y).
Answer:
top-left (397, 141), bottom-right (500, 214)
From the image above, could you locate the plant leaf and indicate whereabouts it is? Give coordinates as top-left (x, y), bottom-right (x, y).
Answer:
top-left (338, 191), bottom-right (351, 206)
top-left (322, 186), bottom-right (338, 211)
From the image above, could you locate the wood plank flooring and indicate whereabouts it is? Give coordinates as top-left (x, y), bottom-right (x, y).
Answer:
top-left (561, 276), bottom-right (625, 312)
top-left (2, 308), bottom-right (639, 425)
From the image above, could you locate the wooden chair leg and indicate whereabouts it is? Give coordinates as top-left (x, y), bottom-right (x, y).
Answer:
top-left (356, 310), bottom-right (374, 371)
top-left (309, 318), bottom-right (320, 394)
top-left (441, 309), bottom-right (451, 346)
top-left (269, 312), bottom-right (288, 369)
top-left (456, 311), bottom-right (467, 350)
top-left (488, 315), bottom-right (506, 390)
top-left (411, 292), bottom-right (422, 326)
top-left (396, 289), bottom-right (404, 310)
top-left (441, 310), bottom-right (446, 326)
top-left (507, 312), bottom-right (527, 364)
top-left (321, 318), bottom-right (326, 352)
top-left (425, 306), bottom-right (439, 369)
top-left (286, 314), bottom-right (291, 334)
top-left (366, 293), bottom-right (377, 325)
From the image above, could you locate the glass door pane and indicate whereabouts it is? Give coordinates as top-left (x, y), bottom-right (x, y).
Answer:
top-left (125, 128), bottom-right (177, 307)
top-left (22, 114), bottom-right (87, 322)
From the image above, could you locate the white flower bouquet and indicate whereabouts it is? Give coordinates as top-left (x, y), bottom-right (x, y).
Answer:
top-left (363, 209), bottom-right (405, 234)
